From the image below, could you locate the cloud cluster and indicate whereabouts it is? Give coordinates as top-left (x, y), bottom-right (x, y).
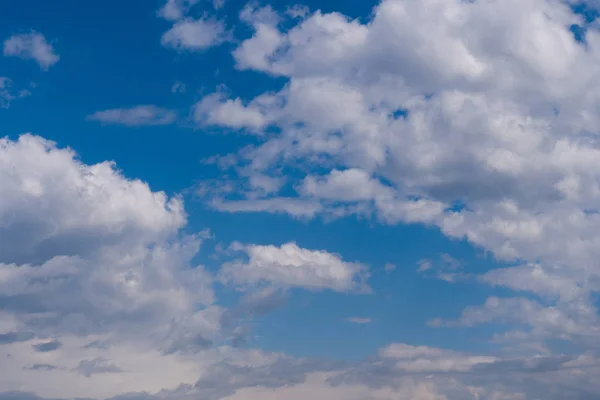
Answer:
top-left (196, 0), bottom-right (600, 358)
top-left (6, 0), bottom-right (600, 399)
top-left (158, 0), bottom-right (228, 52)
top-left (0, 135), bottom-right (222, 397)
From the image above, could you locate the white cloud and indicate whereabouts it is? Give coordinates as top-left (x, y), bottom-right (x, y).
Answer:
top-left (87, 105), bottom-right (177, 126)
top-left (195, 0), bottom-right (600, 356)
top-left (346, 317), bottom-right (371, 324)
top-left (3, 32), bottom-right (59, 70)
top-left (161, 18), bottom-right (227, 51)
top-left (220, 242), bottom-right (370, 292)
top-left (0, 77), bottom-right (31, 108)
top-left (299, 169), bottom-right (394, 202)
top-left (194, 92), bottom-right (272, 131)
top-left (379, 343), bottom-right (496, 373)
top-left (158, 0), bottom-right (200, 21)
top-left (0, 135), bottom-right (220, 398)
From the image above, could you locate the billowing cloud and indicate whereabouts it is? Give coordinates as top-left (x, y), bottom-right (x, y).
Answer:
top-left (0, 135), bottom-right (219, 398)
top-left (196, 0), bottom-right (600, 360)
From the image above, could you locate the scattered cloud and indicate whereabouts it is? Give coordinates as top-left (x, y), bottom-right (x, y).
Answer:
top-left (220, 242), bottom-right (370, 293)
top-left (0, 77), bottom-right (31, 108)
top-left (3, 31), bottom-right (59, 70)
top-left (346, 317), bottom-right (371, 324)
top-left (157, 0), bottom-right (200, 21)
top-left (87, 105), bottom-right (177, 126)
top-left (171, 80), bottom-right (186, 93)
top-left (161, 18), bottom-right (228, 51)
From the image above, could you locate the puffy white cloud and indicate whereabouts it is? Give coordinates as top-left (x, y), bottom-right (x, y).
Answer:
top-left (87, 106), bottom-right (177, 126)
top-left (3, 32), bottom-right (59, 70)
top-left (194, 92), bottom-right (272, 131)
top-left (161, 18), bottom-right (227, 51)
top-left (0, 135), bottom-right (220, 398)
top-left (0, 134), bottom-right (185, 264)
top-left (195, 0), bottom-right (600, 356)
top-left (220, 242), bottom-right (370, 292)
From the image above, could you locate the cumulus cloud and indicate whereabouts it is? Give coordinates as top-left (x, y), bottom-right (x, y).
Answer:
top-left (195, 0), bottom-right (600, 361)
top-left (220, 242), bottom-right (370, 292)
top-left (87, 106), bottom-right (177, 126)
top-left (0, 135), bottom-right (219, 398)
top-left (161, 18), bottom-right (227, 51)
top-left (3, 32), bottom-right (59, 70)
top-left (8, 0), bottom-right (600, 399)
top-left (194, 91), bottom-right (272, 132)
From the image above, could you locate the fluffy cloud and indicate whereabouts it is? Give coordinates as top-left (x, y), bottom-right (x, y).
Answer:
top-left (220, 242), bottom-right (370, 292)
top-left (0, 135), bottom-right (220, 398)
top-left (161, 18), bottom-right (227, 51)
top-left (87, 106), bottom-right (177, 126)
top-left (3, 32), bottom-right (59, 70)
top-left (8, 341), bottom-right (599, 400)
top-left (196, 0), bottom-right (600, 358)
top-left (158, 0), bottom-right (201, 21)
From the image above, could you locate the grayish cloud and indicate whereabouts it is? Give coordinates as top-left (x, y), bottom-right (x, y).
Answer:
top-left (87, 106), bottom-right (177, 126)
top-left (3, 31), bottom-right (59, 69)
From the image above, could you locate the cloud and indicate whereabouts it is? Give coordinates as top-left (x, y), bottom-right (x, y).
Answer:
top-left (87, 106), bottom-right (177, 126)
top-left (158, 0), bottom-right (200, 21)
top-left (346, 317), bottom-right (371, 324)
top-left (195, 0), bottom-right (600, 359)
top-left (220, 242), bottom-right (370, 292)
top-left (211, 197), bottom-right (323, 218)
top-left (0, 77), bottom-right (31, 108)
top-left (194, 92), bottom-right (272, 132)
top-left (161, 18), bottom-right (227, 51)
top-left (3, 32), bottom-right (59, 70)
top-left (384, 263), bottom-right (396, 272)
top-left (378, 343), bottom-right (496, 373)
top-left (171, 81), bottom-right (186, 93)
top-left (0, 134), bottom-right (219, 398)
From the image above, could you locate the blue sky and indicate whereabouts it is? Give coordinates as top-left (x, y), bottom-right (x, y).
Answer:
top-left (2, 0), bottom-right (600, 399)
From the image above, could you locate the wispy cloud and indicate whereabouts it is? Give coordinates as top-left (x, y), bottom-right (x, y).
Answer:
top-left (87, 105), bottom-right (177, 126)
top-left (346, 317), bottom-right (372, 324)
top-left (3, 31), bottom-right (59, 70)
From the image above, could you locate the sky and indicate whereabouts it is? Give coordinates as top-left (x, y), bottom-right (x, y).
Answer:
top-left (2, 0), bottom-right (600, 399)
